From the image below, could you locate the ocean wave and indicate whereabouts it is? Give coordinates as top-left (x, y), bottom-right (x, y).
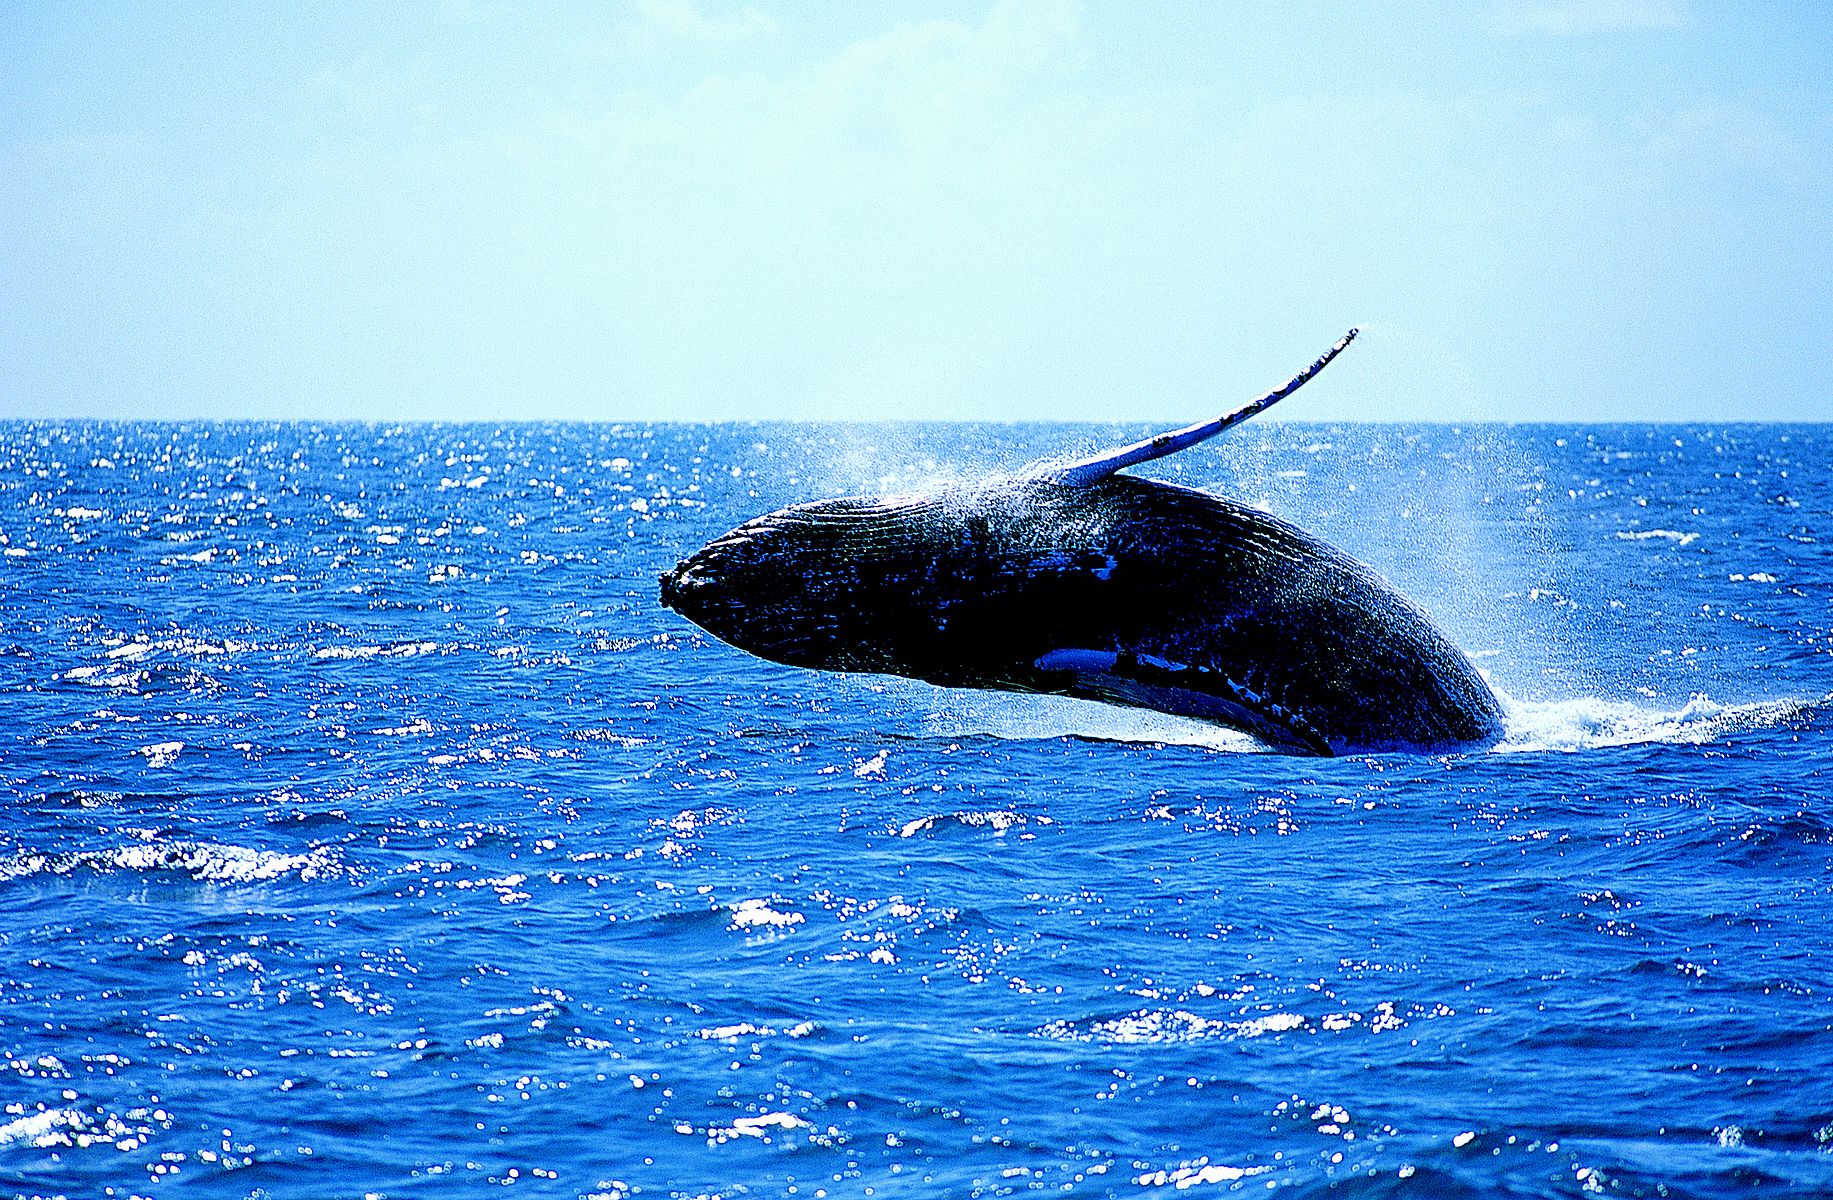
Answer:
top-left (1037, 1006), bottom-right (1306, 1045)
top-left (0, 1105), bottom-right (158, 1152)
top-left (0, 840), bottom-right (343, 885)
top-left (313, 640), bottom-right (444, 660)
top-left (897, 809), bottom-right (1053, 838)
top-left (728, 897), bottom-right (804, 930)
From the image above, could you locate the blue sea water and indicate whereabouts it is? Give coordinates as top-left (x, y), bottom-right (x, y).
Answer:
top-left (0, 419), bottom-right (1829, 1199)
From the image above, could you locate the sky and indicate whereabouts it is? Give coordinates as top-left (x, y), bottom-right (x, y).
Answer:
top-left (3, 1), bottom-right (1829, 423)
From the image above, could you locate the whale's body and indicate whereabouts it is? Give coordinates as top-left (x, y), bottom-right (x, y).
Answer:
top-left (660, 472), bottom-right (1499, 755)
top-left (659, 330), bottom-right (1503, 756)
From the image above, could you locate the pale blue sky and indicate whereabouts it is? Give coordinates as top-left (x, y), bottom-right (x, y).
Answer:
top-left (4, 1), bottom-right (1829, 422)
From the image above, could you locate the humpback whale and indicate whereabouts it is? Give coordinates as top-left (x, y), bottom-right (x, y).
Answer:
top-left (660, 330), bottom-right (1502, 756)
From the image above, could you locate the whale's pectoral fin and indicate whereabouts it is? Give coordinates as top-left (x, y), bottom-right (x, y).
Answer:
top-left (1033, 648), bottom-right (1334, 757)
top-left (1045, 328), bottom-right (1358, 488)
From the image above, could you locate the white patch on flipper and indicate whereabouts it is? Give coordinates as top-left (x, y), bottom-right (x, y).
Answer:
top-left (1032, 648), bottom-right (1331, 756)
top-left (1131, 652), bottom-right (1276, 710)
top-left (1017, 551), bottom-right (1119, 582)
top-left (1034, 649), bottom-right (1119, 673)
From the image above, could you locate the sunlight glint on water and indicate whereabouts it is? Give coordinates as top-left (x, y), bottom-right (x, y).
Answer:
top-left (0, 420), bottom-right (1829, 1198)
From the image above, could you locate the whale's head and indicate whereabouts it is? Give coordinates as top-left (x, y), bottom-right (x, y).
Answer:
top-left (660, 494), bottom-right (956, 674)
top-left (658, 516), bottom-right (810, 659)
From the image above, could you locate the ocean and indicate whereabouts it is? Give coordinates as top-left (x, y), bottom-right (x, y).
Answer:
top-left (1, 420), bottom-right (1828, 1198)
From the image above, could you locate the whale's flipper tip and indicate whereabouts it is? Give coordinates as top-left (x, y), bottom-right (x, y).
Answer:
top-left (1046, 328), bottom-right (1361, 488)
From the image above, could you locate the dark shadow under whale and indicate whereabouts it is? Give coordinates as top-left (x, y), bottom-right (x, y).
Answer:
top-left (660, 331), bottom-right (1503, 756)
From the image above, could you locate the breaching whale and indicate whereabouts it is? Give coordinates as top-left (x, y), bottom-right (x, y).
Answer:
top-left (659, 330), bottom-right (1502, 756)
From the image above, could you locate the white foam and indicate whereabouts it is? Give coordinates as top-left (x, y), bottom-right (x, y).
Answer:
top-left (0, 1108), bottom-right (90, 1148)
top-left (1135, 1161), bottom-right (1271, 1189)
top-left (314, 640), bottom-right (440, 660)
top-left (1616, 528), bottom-right (1699, 546)
top-left (372, 717), bottom-right (434, 737)
top-left (898, 810), bottom-right (1052, 838)
top-left (61, 665), bottom-right (145, 688)
top-left (727, 1111), bottom-right (807, 1138)
top-left (1039, 1007), bottom-right (1306, 1045)
top-left (729, 898), bottom-right (804, 930)
top-left (1493, 687), bottom-right (1811, 754)
top-left (696, 1022), bottom-right (772, 1041)
top-left (136, 740), bottom-right (185, 768)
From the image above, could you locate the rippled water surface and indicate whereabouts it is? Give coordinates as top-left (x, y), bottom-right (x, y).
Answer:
top-left (2, 420), bottom-right (1830, 1198)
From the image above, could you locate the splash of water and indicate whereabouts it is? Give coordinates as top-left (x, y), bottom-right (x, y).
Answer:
top-left (1491, 687), bottom-right (1817, 754)
top-left (913, 680), bottom-right (1815, 757)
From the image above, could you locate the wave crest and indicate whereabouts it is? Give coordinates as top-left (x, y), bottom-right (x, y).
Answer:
top-left (0, 841), bottom-right (343, 885)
